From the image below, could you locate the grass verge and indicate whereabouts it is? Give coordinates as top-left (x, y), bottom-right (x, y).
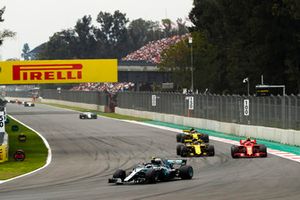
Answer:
top-left (42, 102), bottom-right (149, 121)
top-left (0, 117), bottom-right (48, 180)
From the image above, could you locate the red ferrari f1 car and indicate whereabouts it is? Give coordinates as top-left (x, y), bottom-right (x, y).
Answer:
top-left (231, 138), bottom-right (267, 158)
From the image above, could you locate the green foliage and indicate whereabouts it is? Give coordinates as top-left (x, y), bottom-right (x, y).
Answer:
top-left (159, 32), bottom-right (220, 92)
top-left (186, 0), bottom-right (300, 94)
top-left (35, 10), bottom-right (189, 61)
top-left (0, 7), bottom-right (15, 46)
top-left (21, 43), bottom-right (31, 60)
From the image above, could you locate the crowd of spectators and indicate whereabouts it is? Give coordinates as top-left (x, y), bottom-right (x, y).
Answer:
top-left (122, 34), bottom-right (189, 64)
top-left (70, 35), bottom-right (189, 92)
top-left (70, 82), bottom-right (135, 93)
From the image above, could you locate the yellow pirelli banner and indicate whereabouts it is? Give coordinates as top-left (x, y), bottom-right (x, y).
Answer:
top-left (0, 59), bottom-right (118, 84)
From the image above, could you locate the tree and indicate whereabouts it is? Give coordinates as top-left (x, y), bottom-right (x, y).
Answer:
top-left (188, 0), bottom-right (300, 94)
top-left (127, 18), bottom-right (155, 52)
top-left (96, 10), bottom-right (129, 58)
top-left (161, 18), bottom-right (174, 37)
top-left (159, 32), bottom-right (219, 92)
top-left (74, 15), bottom-right (97, 58)
top-left (38, 29), bottom-right (77, 59)
top-left (176, 18), bottom-right (189, 35)
top-left (0, 7), bottom-right (15, 46)
top-left (21, 43), bottom-right (31, 60)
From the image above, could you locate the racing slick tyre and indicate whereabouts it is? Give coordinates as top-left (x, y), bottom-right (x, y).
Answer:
top-left (93, 115), bottom-right (97, 119)
top-left (112, 169), bottom-right (126, 181)
top-left (179, 165), bottom-right (193, 179)
top-left (207, 145), bottom-right (215, 156)
top-left (145, 169), bottom-right (159, 184)
top-left (176, 144), bottom-right (184, 155)
top-left (180, 146), bottom-right (189, 157)
top-left (200, 134), bottom-right (209, 143)
top-left (231, 145), bottom-right (239, 158)
top-left (176, 133), bottom-right (183, 142)
top-left (259, 145), bottom-right (268, 157)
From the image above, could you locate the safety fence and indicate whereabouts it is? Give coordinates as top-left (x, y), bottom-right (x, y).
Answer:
top-left (5, 90), bottom-right (300, 130)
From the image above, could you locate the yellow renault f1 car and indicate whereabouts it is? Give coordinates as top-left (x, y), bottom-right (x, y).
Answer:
top-left (176, 139), bottom-right (215, 157)
top-left (176, 128), bottom-right (209, 143)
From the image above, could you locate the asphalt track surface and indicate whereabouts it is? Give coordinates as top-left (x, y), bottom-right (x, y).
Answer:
top-left (1, 104), bottom-right (300, 200)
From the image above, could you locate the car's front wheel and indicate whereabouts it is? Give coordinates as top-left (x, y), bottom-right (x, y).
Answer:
top-left (179, 165), bottom-right (193, 179)
top-left (113, 169), bottom-right (126, 181)
top-left (145, 169), bottom-right (159, 184)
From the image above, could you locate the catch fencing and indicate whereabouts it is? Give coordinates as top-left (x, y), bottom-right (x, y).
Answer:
top-left (117, 92), bottom-right (300, 130)
top-left (5, 90), bottom-right (300, 130)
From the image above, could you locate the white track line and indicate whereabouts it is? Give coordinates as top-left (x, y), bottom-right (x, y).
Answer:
top-left (0, 115), bottom-right (52, 184)
top-left (32, 104), bottom-right (300, 164)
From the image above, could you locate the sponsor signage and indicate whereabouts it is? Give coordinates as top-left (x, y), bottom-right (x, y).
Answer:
top-left (151, 95), bottom-right (156, 107)
top-left (0, 59), bottom-right (117, 84)
top-left (244, 99), bottom-right (249, 116)
top-left (187, 96), bottom-right (194, 110)
top-left (0, 111), bottom-right (4, 133)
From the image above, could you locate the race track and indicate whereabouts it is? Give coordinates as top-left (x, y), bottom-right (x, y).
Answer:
top-left (1, 103), bottom-right (300, 200)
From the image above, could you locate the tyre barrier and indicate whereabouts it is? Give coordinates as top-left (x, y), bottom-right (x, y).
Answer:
top-left (14, 149), bottom-right (25, 161)
top-left (18, 134), bottom-right (27, 142)
top-left (11, 125), bottom-right (19, 132)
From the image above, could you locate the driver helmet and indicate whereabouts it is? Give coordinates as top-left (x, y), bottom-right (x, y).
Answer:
top-left (190, 128), bottom-right (196, 133)
top-left (151, 157), bottom-right (162, 165)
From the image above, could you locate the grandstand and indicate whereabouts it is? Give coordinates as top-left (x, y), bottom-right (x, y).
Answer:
top-left (71, 34), bottom-right (188, 92)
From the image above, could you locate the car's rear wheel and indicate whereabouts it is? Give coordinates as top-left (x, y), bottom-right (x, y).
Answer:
top-left (180, 146), bottom-right (188, 157)
top-left (207, 145), bottom-right (215, 156)
top-left (179, 165), bottom-right (193, 179)
top-left (259, 145), bottom-right (267, 157)
top-left (231, 145), bottom-right (238, 158)
top-left (176, 144), bottom-right (184, 155)
top-left (176, 133), bottom-right (183, 142)
top-left (113, 169), bottom-right (126, 181)
top-left (199, 134), bottom-right (209, 143)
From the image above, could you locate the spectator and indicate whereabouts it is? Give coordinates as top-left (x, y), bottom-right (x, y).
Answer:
top-left (70, 82), bottom-right (135, 93)
top-left (122, 34), bottom-right (189, 64)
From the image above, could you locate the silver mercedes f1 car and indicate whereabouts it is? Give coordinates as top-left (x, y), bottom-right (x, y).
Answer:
top-left (108, 157), bottom-right (193, 184)
top-left (79, 112), bottom-right (97, 119)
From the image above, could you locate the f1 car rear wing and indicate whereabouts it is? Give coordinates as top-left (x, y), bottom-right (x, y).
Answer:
top-left (240, 139), bottom-right (257, 144)
top-left (166, 159), bottom-right (187, 166)
top-left (183, 138), bottom-right (204, 143)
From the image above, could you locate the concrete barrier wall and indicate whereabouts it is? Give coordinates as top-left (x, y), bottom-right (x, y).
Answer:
top-left (115, 107), bottom-right (300, 146)
top-left (41, 99), bottom-right (105, 112)
top-left (6, 96), bottom-right (300, 146)
top-left (5, 97), bottom-right (105, 112)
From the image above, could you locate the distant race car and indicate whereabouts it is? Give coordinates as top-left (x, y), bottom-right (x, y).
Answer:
top-left (176, 128), bottom-right (209, 143)
top-left (108, 157), bottom-right (193, 184)
top-left (24, 102), bottom-right (35, 107)
top-left (177, 139), bottom-right (215, 157)
top-left (8, 99), bottom-right (17, 103)
top-left (231, 138), bottom-right (267, 158)
top-left (17, 100), bottom-right (25, 105)
top-left (79, 112), bottom-right (97, 119)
